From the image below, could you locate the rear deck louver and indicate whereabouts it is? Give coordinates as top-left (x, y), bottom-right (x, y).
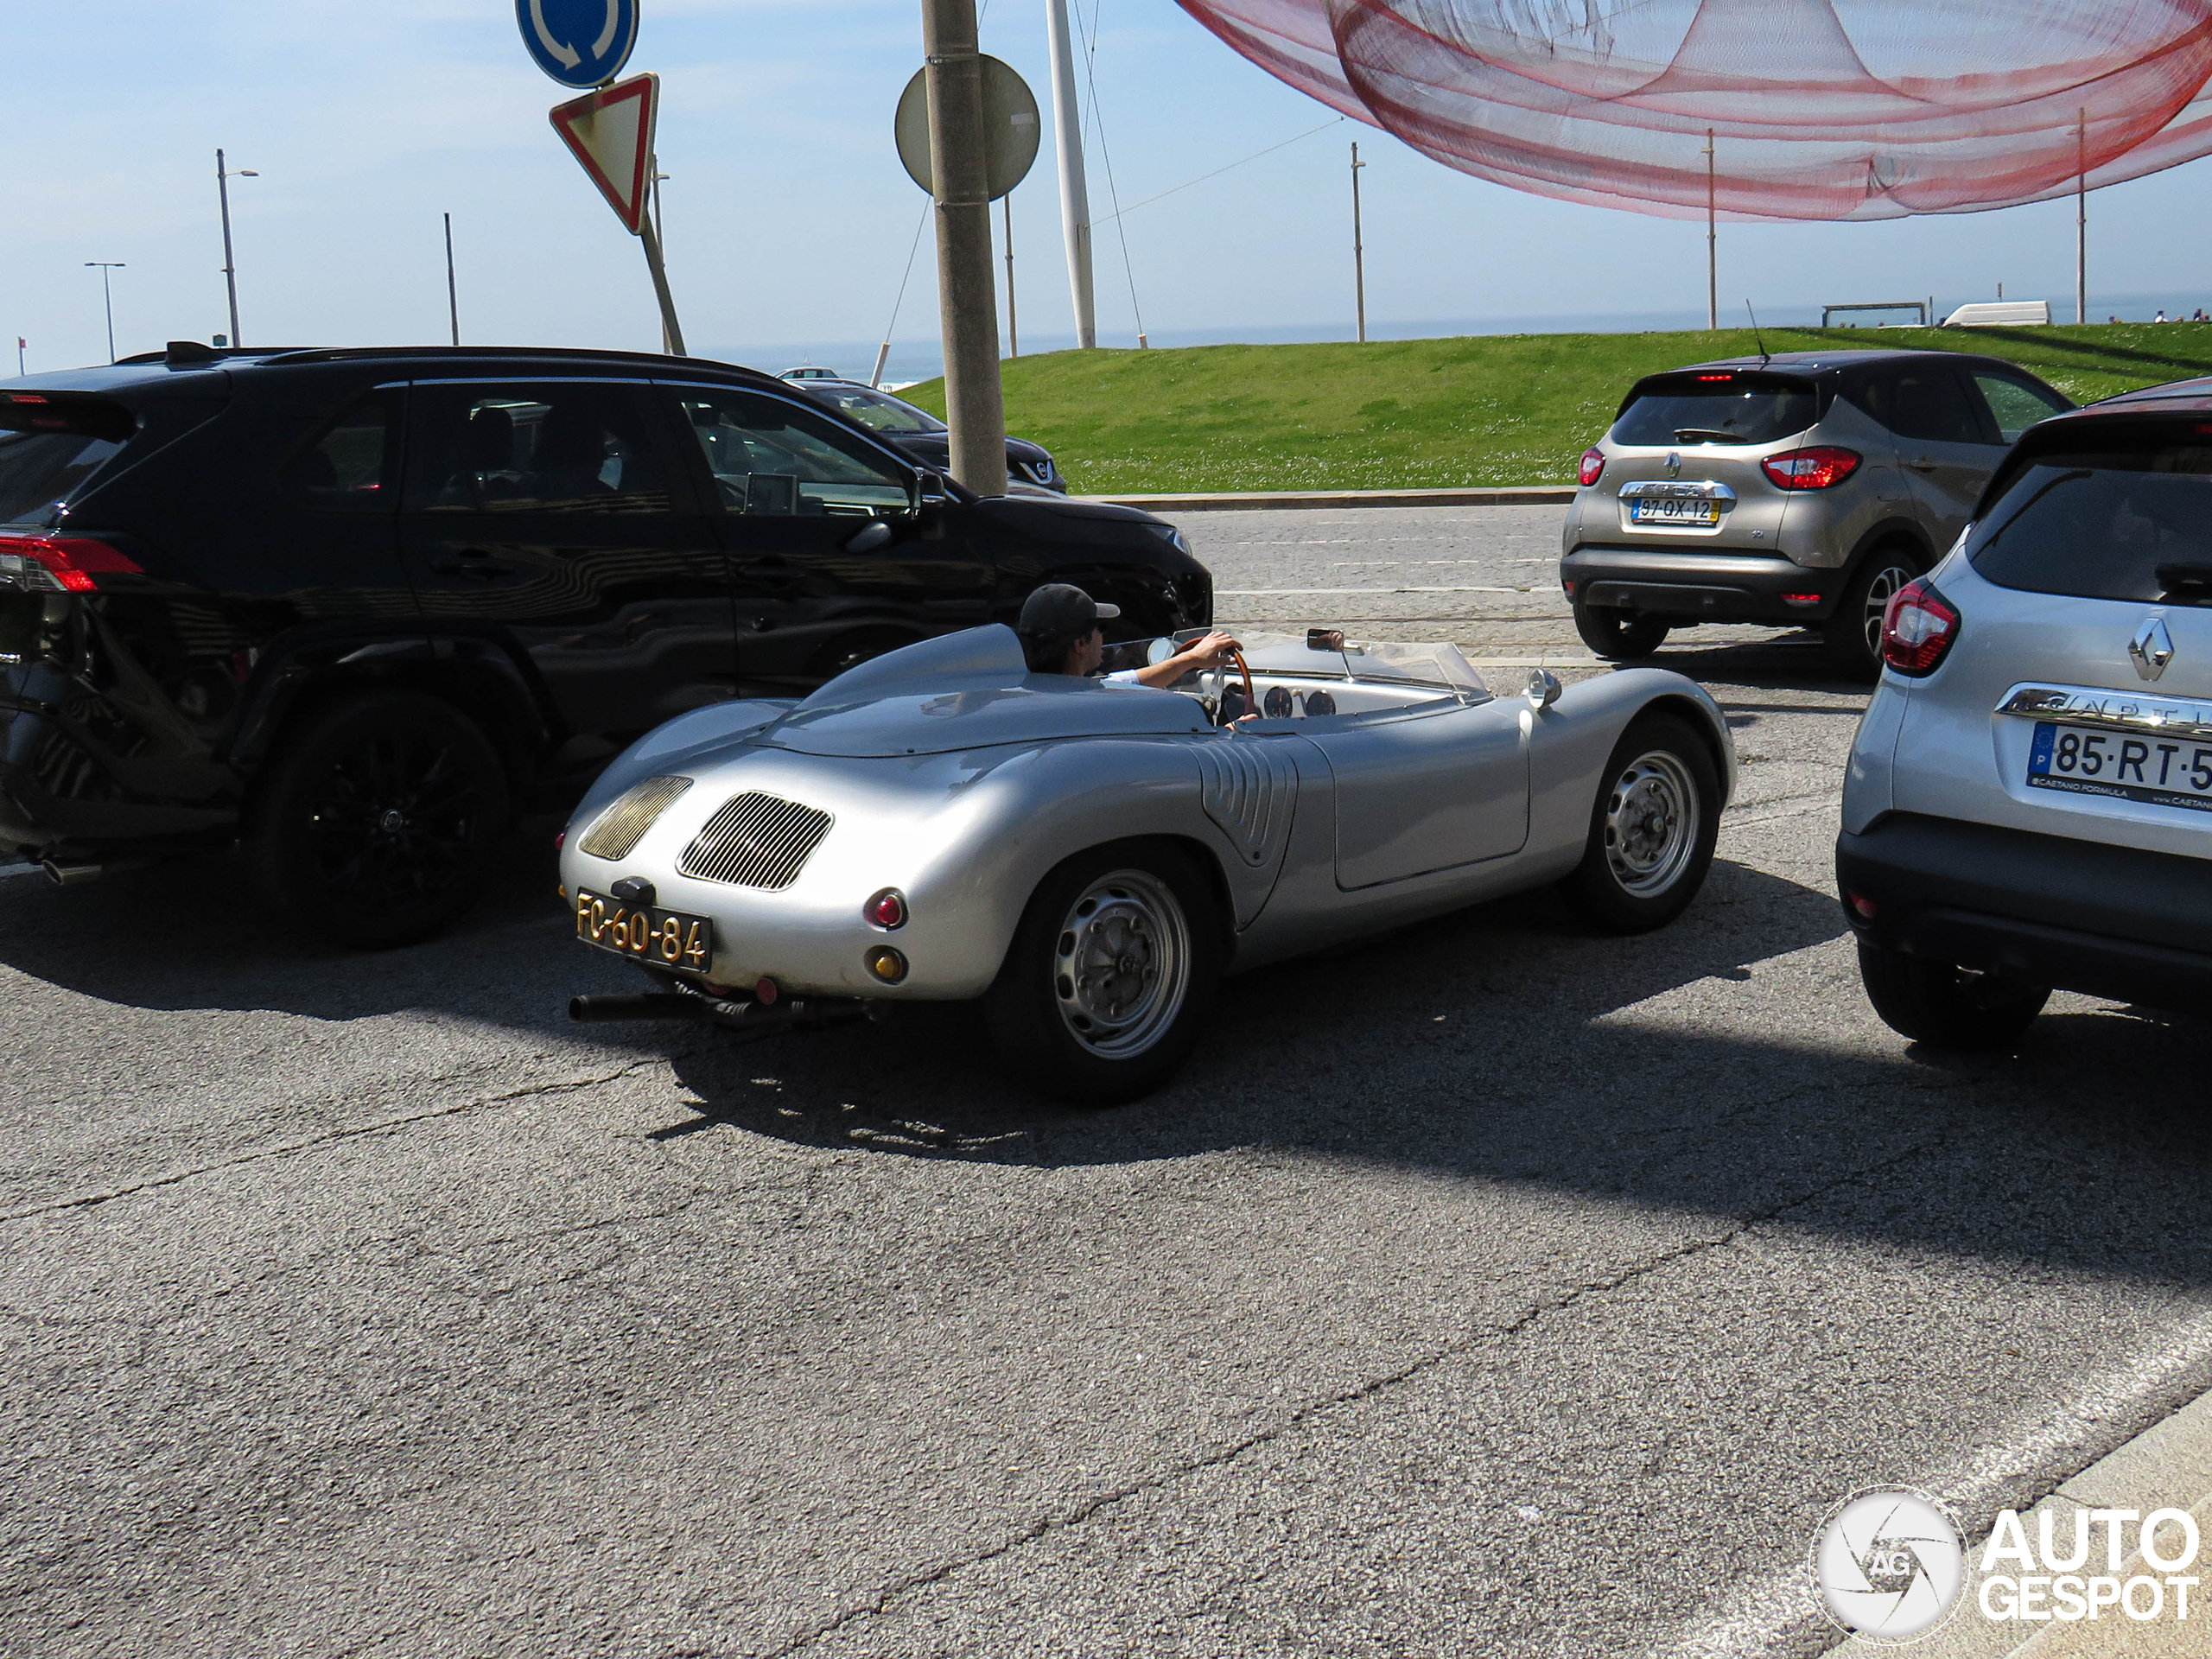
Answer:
top-left (678, 792), bottom-right (834, 889)
top-left (576, 775), bottom-right (693, 861)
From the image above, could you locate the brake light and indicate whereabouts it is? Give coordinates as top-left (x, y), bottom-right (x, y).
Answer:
top-left (0, 534), bottom-right (143, 593)
top-left (1880, 577), bottom-right (1960, 677)
top-left (1578, 448), bottom-right (1606, 487)
top-left (1694, 373), bottom-right (1733, 382)
top-left (865, 888), bottom-right (907, 930)
top-left (1762, 447), bottom-right (1862, 490)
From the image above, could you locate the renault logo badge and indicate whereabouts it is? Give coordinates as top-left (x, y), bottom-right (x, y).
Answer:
top-left (1664, 452), bottom-right (1681, 479)
top-left (2131, 617), bottom-right (2175, 681)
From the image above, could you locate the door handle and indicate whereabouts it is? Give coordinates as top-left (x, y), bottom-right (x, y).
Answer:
top-left (1907, 456), bottom-right (1940, 471)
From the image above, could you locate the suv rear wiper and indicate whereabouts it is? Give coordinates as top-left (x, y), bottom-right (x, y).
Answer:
top-left (1674, 428), bottom-right (1748, 444)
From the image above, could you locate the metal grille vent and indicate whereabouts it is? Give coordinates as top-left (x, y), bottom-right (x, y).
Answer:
top-left (576, 775), bottom-right (694, 861)
top-left (678, 792), bottom-right (834, 889)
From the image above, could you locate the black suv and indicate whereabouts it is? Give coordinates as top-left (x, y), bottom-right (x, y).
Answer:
top-left (0, 343), bottom-right (1211, 944)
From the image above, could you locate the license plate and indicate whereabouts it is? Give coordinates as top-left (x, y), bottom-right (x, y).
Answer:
top-left (1628, 496), bottom-right (1720, 525)
top-left (2026, 721), bottom-right (2212, 812)
top-left (574, 888), bottom-right (716, 969)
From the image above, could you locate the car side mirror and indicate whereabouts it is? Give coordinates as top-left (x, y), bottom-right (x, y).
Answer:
top-left (1145, 636), bottom-right (1176, 666)
top-left (1525, 668), bottom-right (1563, 709)
top-left (916, 470), bottom-right (952, 509)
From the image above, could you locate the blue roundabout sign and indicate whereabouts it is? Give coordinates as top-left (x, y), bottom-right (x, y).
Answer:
top-left (517, 0), bottom-right (639, 89)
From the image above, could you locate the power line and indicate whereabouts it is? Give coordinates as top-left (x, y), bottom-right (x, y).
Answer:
top-left (1094, 116), bottom-right (1346, 226)
top-left (1077, 0), bottom-right (1147, 345)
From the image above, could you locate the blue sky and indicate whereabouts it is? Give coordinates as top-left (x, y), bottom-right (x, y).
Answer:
top-left (7, 1), bottom-right (2212, 378)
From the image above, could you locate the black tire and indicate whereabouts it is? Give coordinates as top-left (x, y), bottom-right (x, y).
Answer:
top-left (247, 690), bottom-right (511, 949)
top-left (984, 840), bottom-right (1222, 1105)
top-left (1561, 712), bottom-right (1721, 933)
top-left (1573, 596), bottom-right (1670, 661)
top-left (1855, 941), bottom-right (2049, 1049)
top-left (1825, 547), bottom-right (1919, 681)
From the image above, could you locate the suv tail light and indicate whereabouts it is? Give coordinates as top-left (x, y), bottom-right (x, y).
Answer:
top-left (1761, 447), bottom-right (1861, 490)
top-left (0, 534), bottom-right (143, 593)
top-left (1578, 448), bottom-right (1606, 487)
top-left (1880, 577), bottom-right (1961, 677)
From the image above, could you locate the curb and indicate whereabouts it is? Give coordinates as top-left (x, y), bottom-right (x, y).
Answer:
top-left (1079, 486), bottom-right (1576, 512)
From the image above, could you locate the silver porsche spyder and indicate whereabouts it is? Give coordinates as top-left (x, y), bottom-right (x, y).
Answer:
top-left (560, 625), bottom-right (1736, 1103)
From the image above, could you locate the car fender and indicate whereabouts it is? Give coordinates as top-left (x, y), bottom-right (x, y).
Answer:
top-left (1527, 669), bottom-right (1736, 865)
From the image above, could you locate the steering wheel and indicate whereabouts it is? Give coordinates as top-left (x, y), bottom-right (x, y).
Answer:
top-left (1221, 646), bottom-right (1255, 727)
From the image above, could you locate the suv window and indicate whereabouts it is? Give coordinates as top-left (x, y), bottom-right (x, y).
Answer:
top-left (1970, 372), bottom-right (2072, 444)
top-left (1612, 376), bottom-right (1818, 447)
top-left (407, 383), bottom-right (675, 514)
top-left (1861, 366), bottom-right (1989, 445)
top-left (283, 396), bottom-right (394, 512)
top-left (674, 389), bottom-right (911, 515)
top-left (1970, 423), bottom-right (2212, 602)
top-left (0, 393), bottom-right (134, 524)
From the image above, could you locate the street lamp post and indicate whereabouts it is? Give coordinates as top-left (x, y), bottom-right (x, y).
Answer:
top-left (85, 263), bottom-right (125, 364)
top-left (215, 149), bottom-right (258, 348)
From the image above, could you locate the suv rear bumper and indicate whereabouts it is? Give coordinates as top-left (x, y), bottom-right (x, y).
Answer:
top-left (1837, 811), bottom-right (2212, 1010)
top-left (1561, 545), bottom-right (1840, 625)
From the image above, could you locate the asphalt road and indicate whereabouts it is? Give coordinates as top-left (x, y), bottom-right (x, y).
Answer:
top-left (8, 506), bottom-right (2212, 1658)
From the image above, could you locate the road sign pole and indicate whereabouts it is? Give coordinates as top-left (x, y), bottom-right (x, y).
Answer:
top-left (922, 0), bottom-right (1007, 497)
top-left (639, 209), bottom-right (686, 356)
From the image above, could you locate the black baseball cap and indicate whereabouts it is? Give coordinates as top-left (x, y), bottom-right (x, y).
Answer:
top-left (1016, 582), bottom-right (1120, 636)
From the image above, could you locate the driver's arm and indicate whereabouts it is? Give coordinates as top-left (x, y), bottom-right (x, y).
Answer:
top-left (1130, 630), bottom-right (1241, 688)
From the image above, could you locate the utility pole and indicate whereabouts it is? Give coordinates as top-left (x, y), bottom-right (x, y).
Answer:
top-left (1704, 129), bottom-right (1718, 331)
top-left (1351, 142), bottom-right (1368, 344)
top-left (1004, 193), bottom-right (1020, 357)
top-left (2076, 110), bottom-right (2088, 326)
top-left (442, 214), bottom-right (460, 346)
top-left (923, 0), bottom-right (1008, 495)
top-left (85, 264), bottom-right (124, 364)
top-left (1045, 0), bottom-right (1096, 349)
top-left (215, 149), bottom-right (257, 348)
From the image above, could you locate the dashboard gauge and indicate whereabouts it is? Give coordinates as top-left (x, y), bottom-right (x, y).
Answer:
top-left (1303, 689), bottom-right (1337, 715)
top-left (1263, 685), bottom-right (1294, 719)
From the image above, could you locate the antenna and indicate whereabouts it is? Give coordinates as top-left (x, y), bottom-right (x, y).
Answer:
top-left (1745, 299), bottom-right (1770, 367)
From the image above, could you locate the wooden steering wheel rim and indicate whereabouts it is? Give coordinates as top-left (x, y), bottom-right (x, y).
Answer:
top-left (1224, 646), bottom-right (1255, 725)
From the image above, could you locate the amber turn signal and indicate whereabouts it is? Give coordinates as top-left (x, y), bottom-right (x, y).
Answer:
top-left (865, 946), bottom-right (908, 984)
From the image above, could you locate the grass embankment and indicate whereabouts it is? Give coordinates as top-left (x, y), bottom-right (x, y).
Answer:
top-left (902, 325), bottom-right (2212, 494)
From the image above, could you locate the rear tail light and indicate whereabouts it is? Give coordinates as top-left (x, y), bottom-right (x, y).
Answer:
top-left (1578, 448), bottom-right (1606, 487)
top-left (1761, 447), bottom-right (1862, 490)
top-left (864, 888), bottom-right (907, 930)
top-left (0, 534), bottom-right (142, 593)
top-left (1880, 577), bottom-right (1961, 677)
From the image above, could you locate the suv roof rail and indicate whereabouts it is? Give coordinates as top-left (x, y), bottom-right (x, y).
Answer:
top-left (112, 344), bottom-right (312, 366)
top-left (248, 344), bottom-right (768, 375)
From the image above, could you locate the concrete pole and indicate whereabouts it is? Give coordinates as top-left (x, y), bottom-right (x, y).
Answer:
top-left (1351, 143), bottom-right (1367, 343)
top-left (924, 0), bottom-right (1008, 495)
top-left (2076, 111), bottom-right (2088, 326)
top-left (1704, 130), bottom-right (1717, 331)
top-left (1046, 0), bottom-right (1097, 349)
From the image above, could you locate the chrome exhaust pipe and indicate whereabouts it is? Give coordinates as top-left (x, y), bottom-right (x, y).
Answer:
top-left (41, 860), bottom-right (102, 887)
top-left (569, 993), bottom-right (714, 1023)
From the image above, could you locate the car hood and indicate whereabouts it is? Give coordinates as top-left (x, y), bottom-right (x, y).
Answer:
top-left (755, 625), bottom-right (1211, 757)
top-left (882, 431), bottom-right (1053, 464)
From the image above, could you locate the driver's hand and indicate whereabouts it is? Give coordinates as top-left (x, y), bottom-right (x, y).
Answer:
top-left (1183, 631), bottom-right (1242, 669)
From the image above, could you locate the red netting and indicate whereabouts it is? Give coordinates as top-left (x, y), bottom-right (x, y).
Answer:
top-left (1177, 0), bottom-right (2212, 219)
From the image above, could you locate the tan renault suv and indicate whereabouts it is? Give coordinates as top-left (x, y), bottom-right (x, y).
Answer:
top-left (1559, 348), bottom-right (2074, 677)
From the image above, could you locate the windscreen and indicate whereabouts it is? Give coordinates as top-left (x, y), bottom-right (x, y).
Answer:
top-left (1612, 378), bottom-right (1819, 448)
top-left (800, 384), bottom-right (945, 435)
top-left (1970, 423), bottom-right (2212, 603)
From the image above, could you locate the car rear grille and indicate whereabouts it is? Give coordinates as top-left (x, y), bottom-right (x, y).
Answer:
top-left (576, 775), bottom-right (694, 861)
top-left (678, 792), bottom-right (834, 889)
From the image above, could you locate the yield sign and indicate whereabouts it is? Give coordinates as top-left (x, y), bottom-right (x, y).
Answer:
top-left (550, 72), bottom-right (658, 234)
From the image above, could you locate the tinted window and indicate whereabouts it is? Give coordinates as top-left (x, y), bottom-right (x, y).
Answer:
top-left (0, 432), bottom-right (121, 524)
top-left (1970, 425), bottom-right (2212, 601)
top-left (409, 383), bottom-right (674, 514)
top-left (1862, 367), bottom-right (1989, 445)
top-left (675, 390), bottom-right (910, 515)
top-left (1612, 378), bottom-right (1817, 446)
top-left (1971, 372), bottom-right (2072, 444)
top-left (799, 384), bottom-right (944, 435)
top-left (284, 397), bottom-right (393, 512)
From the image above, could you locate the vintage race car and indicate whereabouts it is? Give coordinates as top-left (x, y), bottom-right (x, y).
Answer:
top-left (560, 625), bottom-right (1736, 1102)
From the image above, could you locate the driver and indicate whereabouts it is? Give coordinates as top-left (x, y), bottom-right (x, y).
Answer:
top-left (1016, 582), bottom-right (1242, 686)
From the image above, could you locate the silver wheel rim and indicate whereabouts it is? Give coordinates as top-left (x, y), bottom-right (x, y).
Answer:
top-left (1052, 869), bottom-right (1191, 1059)
top-left (1604, 750), bottom-right (1700, 898)
top-left (1861, 563), bottom-right (1913, 656)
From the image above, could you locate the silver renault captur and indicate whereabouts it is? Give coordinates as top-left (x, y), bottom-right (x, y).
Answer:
top-left (1840, 378), bottom-right (2212, 1046)
top-left (1560, 348), bottom-right (2074, 677)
